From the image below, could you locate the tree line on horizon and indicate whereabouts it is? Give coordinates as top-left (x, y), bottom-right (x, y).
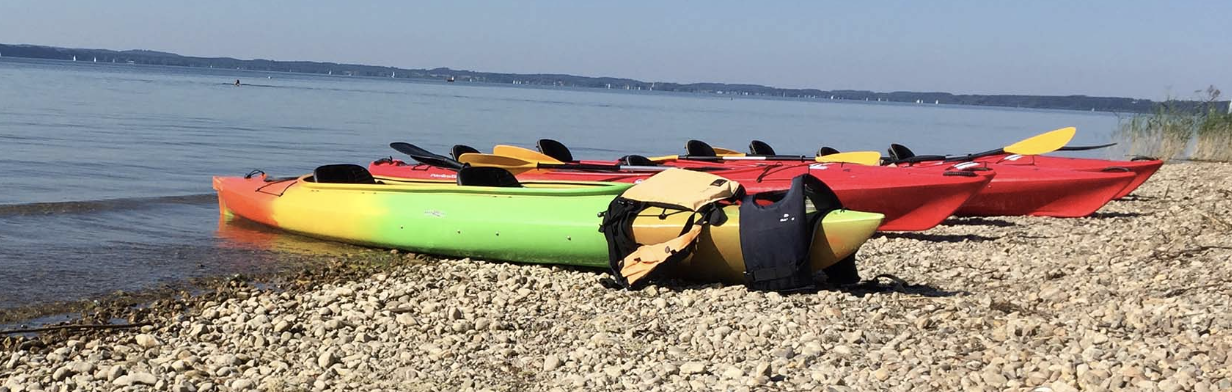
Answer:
top-left (2, 43), bottom-right (1226, 114)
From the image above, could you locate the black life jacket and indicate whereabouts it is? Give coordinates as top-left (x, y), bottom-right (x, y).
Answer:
top-left (739, 174), bottom-right (844, 291)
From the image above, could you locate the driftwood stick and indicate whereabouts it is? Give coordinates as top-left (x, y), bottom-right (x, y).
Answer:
top-left (1198, 211), bottom-right (1232, 230)
top-left (1, 322), bottom-right (152, 335)
top-left (1165, 282), bottom-right (1229, 297)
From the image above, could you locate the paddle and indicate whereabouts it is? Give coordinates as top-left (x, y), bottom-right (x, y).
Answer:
top-left (711, 146), bottom-right (746, 156)
top-left (1000, 127), bottom-right (1076, 155)
top-left (389, 142), bottom-right (466, 170)
top-left (493, 145), bottom-right (566, 164)
top-left (1058, 142), bottom-right (1116, 151)
top-left (675, 139), bottom-right (882, 165)
top-left (887, 126), bottom-right (1077, 164)
top-left (458, 153), bottom-right (681, 175)
top-left (649, 151), bottom-right (882, 165)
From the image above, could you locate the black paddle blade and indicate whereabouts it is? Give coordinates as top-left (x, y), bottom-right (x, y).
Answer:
top-left (749, 140), bottom-right (776, 156)
top-left (1058, 142), bottom-right (1117, 151)
top-left (536, 139), bottom-right (574, 162)
top-left (619, 155), bottom-right (656, 166)
top-left (389, 142), bottom-right (465, 170)
top-left (390, 142), bottom-right (437, 158)
top-left (887, 144), bottom-right (916, 161)
top-left (817, 146), bottom-right (841, 156)
top-left (686, 140), bottom-right (717, 157)
top-left (450, 145), bottom-right (479, 160)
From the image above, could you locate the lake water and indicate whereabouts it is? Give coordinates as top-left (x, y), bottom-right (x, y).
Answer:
top-left (0, 57), bottom-right (1122, 311)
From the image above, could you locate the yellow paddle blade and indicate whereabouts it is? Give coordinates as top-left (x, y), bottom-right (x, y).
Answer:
top-left (711, 147), bottom-right (746, 157)
top-left (492, 145), bottom-right (564, 164)
top-left (1004, 127), bottom-right (1076, 155)
top-left (456, 153), bottom-right (538, 175)
top-left (647, 155), bottom-right (680, 162)
top-left (814, 151), bottom-right (882, 165)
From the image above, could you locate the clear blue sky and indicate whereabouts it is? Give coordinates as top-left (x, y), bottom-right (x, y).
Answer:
top-left (2, 1), bottom-right (1228, 99)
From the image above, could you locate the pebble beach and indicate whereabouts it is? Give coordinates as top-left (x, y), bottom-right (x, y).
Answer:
top-left (3, 162), bottom-right (1231, 391)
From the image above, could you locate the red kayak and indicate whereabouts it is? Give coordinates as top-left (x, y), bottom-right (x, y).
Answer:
top-left (897, 161), bottom-right (1137, 217)
top-left (369, 159), bottom-right (992, 232)
top-left (971, 154), bottom-right (1162, 199)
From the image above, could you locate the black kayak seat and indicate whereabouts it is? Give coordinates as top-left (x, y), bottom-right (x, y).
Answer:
top-left (619, 155), bottom-right (656, 166)
top-left (456, 166), bottom-right (522, 188)
top-left (888, 144), bottom-right (916, 161)
top-left (749, 140), bottom-right (776, 156)
top-left (817, 146), bottom-right (841, 156)
top-left (685, 139), bottom-right (717, 157)
top-left (537, 139), bottom-right (574, 162)
top-left (313, 164), bottom-right (376, 184)
top-left (451, 144), bottom-right (480, 160)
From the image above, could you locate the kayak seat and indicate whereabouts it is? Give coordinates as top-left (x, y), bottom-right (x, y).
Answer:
top-left (887, 144), bottom-right (916, 161)
top-left (457, 167), bottom-right (522, 188)
top-left (685, 140), bottom-right (717, 156)
top-left (619, 155), bottom-right (656, 166)
top-left (313, 164), bottom-right (376, 184)
top-left (817, 146), bottom-right (841, 156)
top-left (537, 139), bottom-right (574, 162)
top-left (451, 145), bottom-right (480, 160)
top-left (749, 140), bottom-right (776, 155)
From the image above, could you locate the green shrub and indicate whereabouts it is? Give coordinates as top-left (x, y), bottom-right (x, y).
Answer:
top-left (1194, 110), bottom-right (1232, 161)
top-left (1116, 86), bottom-right (1232, 162)
top-left (1115, 104), bottom-right (1200, 161)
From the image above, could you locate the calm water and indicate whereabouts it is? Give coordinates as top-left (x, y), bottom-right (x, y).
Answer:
top-left (0, 58), bottom-right (1121, 310)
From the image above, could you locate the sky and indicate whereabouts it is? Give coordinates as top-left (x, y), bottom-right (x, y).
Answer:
top-left (1, 1), bottom-right (1228, 100)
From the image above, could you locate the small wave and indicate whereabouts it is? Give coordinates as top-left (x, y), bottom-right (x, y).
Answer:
top-left (0, 194), bottom-right (216, 217)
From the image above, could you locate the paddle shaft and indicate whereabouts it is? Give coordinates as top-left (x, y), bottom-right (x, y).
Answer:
top-left (1059, 143), bottom-right (1117, 151)
top-left (537, 162), bottom-right (673, 172)
top-left (676, 155), bottom-right (811, 162)
top-left (893, 143), bottom-right (1113, 165)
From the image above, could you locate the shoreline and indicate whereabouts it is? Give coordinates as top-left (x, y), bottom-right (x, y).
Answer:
top-left (0, 55), bottom-right (1192, 115)
top-left (3, 162), bottom-right (1231, 391)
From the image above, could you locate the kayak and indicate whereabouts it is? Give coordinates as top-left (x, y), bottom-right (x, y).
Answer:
top-left (368, 159), bottom-right (991, 231)
top-left (212, 171), bottom-right (884, 284)
top-left (971, 154), bottom-right (1162, 199)
top-left (898, 161), bottom-right (1137, 217)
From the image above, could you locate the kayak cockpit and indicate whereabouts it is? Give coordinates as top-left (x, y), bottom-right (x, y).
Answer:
top-left (297, 176), bottom-right (632, 195)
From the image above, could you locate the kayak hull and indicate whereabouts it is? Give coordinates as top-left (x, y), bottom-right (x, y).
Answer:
top-left (975, 155), bottom-right (1162, 199)
top-left (369, 161), bottom-right (987, 231)
top-left (213, 174), bottom-right (883, 284)
top-left (903, 163), bottom-right (1136, 217)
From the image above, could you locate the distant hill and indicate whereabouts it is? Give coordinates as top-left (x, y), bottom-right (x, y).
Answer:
top-left (2, 43), bottom-right (1225, 114)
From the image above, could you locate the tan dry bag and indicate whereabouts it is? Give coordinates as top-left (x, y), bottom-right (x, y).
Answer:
top-left (598, 169), bottom-right (743, 288)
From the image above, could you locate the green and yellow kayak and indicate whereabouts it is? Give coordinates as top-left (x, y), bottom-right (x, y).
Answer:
top-left (212, 173), bottom-right (883, 284)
